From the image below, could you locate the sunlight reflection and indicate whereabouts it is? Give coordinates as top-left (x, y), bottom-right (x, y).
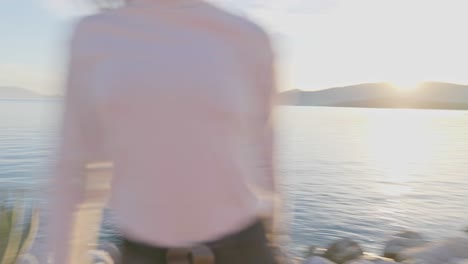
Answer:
top-left (378, 184), bottom-right (413, 197)
top-left (389, 81), bottom-right (421, 92)
top-left (365, 110), bottom-right (433, 196)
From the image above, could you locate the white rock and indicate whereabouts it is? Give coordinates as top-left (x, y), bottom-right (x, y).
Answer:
top-left (305, 246), bottom-right (326, 258)
top-left (345, 256), bottom-right (396, 264)
top-left (303, 256), bottom-right (337, 264)
top-left (344, 260), bottom-right (374, 264)
top-left (88, 243), bottom-right (121, 264)
top-left (384, 231), bottom-right (427, 260)
top-left (398, 237), bottom-right (468, 264)
top-left (401, 260), bottom-right (425, 264)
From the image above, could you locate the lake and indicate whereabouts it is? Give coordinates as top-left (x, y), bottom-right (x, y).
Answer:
top-left (1, 99), bottom-right (467, 257)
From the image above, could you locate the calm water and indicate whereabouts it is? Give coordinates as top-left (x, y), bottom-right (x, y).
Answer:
top-left (1, 100), bottom-right (468, 256)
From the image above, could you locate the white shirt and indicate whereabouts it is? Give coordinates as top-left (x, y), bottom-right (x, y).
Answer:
top-left (49, 0), bottom-right (277, 262)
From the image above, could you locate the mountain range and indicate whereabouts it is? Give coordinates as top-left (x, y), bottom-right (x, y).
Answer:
top-left (0, 87), bottom-right (56, 100)
top-left (3, 83), bottom-right (468, 110)
top-left (279, 82), bottom-right (468, 110)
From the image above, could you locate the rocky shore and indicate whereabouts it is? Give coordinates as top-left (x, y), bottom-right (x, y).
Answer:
top-left (301, 231), bottom-right (468, 264)
top-left (62, 230), bottom-right (468, 264)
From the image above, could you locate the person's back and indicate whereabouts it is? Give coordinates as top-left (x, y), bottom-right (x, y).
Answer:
top-left (49, 0), bottom-right (278, 263)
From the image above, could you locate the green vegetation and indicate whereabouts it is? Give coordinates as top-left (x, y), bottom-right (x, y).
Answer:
top-left (0, 202), bottom-right (39, 264)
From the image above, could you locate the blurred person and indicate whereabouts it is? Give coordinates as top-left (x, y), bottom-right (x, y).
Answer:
top-left (48, 0), bottom-right (279, 263)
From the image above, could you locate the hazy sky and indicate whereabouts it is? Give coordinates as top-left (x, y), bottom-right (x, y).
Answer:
top-left (1, 0), bottom-right (468, 94)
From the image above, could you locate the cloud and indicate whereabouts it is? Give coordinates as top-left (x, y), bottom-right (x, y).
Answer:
top-left (224, 0), bottom-right (342, 37)
top-left (209, 0), bottom-right (341, 17)
top-left (36, 0), bottom-right (98, 17)
top-left (212, 0), bottom-right (340, 11)
top-left (254, 0), bottom-right (341, 14)
top-left (38, 0), bottom-right (341, 18)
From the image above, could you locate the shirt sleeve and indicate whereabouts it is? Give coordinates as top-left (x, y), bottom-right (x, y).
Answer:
top-left (48, 20), bottom-right (108, 264)
top-left (251, 33), bottom-right (279, 219)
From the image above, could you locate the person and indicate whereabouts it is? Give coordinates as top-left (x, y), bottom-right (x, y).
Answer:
top-left (48, 0), bottom-right (279, 263)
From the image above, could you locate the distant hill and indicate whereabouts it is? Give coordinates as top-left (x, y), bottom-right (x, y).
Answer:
top-left (0, 87), bottom-right (55, 100)
top-left (279, 82), bottom-right (468, 110)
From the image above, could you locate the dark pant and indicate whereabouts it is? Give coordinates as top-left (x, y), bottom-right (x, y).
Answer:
top-left (121, 220), bottom-right (277, 264)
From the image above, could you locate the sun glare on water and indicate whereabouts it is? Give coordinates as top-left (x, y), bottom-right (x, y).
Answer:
top-left (365, 111), bottom-right (433, 197)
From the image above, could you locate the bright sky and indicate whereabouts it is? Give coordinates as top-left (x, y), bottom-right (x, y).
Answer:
top-left (1, 0), bottom-right (468, 94)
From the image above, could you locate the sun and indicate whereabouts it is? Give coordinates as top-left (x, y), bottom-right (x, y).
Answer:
top-left (389, 79), bottom-right (422, 92)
